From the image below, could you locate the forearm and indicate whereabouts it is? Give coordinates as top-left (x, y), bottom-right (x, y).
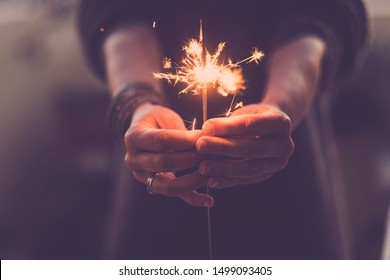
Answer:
top-left (103, 24), bottom-right (162, 96)
top-left (103, 24), bottom-right (168, 139)
top-left (262, 36), bottom-right (326, 129)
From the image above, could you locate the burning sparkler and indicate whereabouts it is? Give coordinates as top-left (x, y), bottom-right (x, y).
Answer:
top-left (154, 39), bottom-right (263, 97)
top-left (153, 22), bottom-right (264, 121)
top-left (153, 16), bottom-right (263, 260)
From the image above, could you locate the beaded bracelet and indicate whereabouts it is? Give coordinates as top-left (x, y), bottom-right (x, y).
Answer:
top-left (106, 82), bottom-right (168, 142)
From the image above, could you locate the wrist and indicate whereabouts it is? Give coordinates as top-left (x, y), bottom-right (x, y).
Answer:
top-left (106, 82), bottom-right (168, 141)
top-left (104, 25), bottom-right (162, 95)
top-left (261, 96), bottom-right (296, 127)
top-left (131, 102), bottom-right (156, 124)
top-left (263, 36), bottom-right (326, 129)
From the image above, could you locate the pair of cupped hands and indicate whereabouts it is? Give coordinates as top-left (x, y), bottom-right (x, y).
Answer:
top-left (124, 102), bottom-right (295, 207)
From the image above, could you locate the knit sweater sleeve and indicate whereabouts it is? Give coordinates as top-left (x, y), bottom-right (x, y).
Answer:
top-left (78, 0), bottom-right (159, 80)
top-left (266, 0), bottom-right (368, 88)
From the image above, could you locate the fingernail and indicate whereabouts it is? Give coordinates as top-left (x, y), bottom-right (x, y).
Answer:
top-left (203, 200), bottom-right (213, 208)
top-left (202, 123), bottom-right (215, 136)
top-left (200, 164), bottom-right (211, 175)
top-left (208, 178), bottom-right (219, 188)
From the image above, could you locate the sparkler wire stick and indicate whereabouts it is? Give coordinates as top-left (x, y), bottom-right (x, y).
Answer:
top-left (200, 0), bottom-right (213, 259)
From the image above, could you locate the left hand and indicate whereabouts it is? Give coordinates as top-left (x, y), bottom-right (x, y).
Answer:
top-left (124, 104), bottom-right (213, 207)
top-left (196, 104), bottom-right (295, 189)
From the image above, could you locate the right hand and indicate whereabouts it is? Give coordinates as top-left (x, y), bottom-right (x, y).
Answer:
top-left (124, 103), bottom-right (214, 207)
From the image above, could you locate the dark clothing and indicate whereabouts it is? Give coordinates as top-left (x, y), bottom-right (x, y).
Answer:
top-left (78, 0), bottom-right (367, 259)
top-left (79, 0), bottom-right (367, 86)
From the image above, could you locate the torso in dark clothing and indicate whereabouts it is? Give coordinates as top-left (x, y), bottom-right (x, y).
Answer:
top-left (78, 0), bottom-right (367, 259)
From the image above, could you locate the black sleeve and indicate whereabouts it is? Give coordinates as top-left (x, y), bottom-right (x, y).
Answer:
top-left (78, 0), bottom-right (159, 80)
top-left (267, 0), bottom-right (368, 88)
top-left (78, 0), bottom-right (368, 87)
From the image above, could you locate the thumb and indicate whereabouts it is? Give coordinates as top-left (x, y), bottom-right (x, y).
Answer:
top-left (155, 107), bottom-right (188, 130)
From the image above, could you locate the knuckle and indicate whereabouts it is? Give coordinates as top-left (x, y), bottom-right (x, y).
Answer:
top-left (256, 173), bottom-right (272, 183)
top-left (284, 138), bottom-right (295, 157)
top-left (151, 154), bottom-right (166, 172)
top-left (263, 160), bottom-right (272, 173)
top-left (190, 152), bottom-right (202, 165)
top-left (280, 138), bottom-right (295, 157)
top-left (132, 171), bottom-right (142, 182)
top-left (274, 158), bottom-right (288, 172)
top-left (280, 158), bottom-right (289, 169)
top-left (243, 116), bottom-right (258, 130)
top-left (124, 154), bottom-right (134, 170)
top-left (214, 141), bottom-right (230, 156)
top-left (152, 131), bottom-right (169, 150)
top-left (124, 127), bottom-right (140, 147)
top-left (125, 150), bottom-right (142, 170)
top-left (276, 113), bottom-right (292, 132)
top-left (280, 144), bottom-right (290, 157)
top-left (247, 163), bottom-right (264, 177)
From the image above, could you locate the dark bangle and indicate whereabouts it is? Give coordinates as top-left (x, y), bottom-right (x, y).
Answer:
top-left (106, 82), bottom-right (168, 142)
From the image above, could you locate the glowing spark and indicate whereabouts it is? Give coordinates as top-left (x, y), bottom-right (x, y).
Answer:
top-left (163, 57), bottom-right (172, 69)
top-left (154, 40), bottom-right (263, 97)
top-left (249, 47), bottom-right (264, 64)
top-left (100, 27), bottom-right (105, 32)
top-left (234, 101), bottom-right (244, 110)
top-left (232, 47), bottom-right (264, 66)
top-left (153, 21), bottom-right (156, 28)
top-left (225, 94), bottom-right (244, 117)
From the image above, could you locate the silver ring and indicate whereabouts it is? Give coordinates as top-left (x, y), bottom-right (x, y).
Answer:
top-left (146, 174), bottom-right (158, 195)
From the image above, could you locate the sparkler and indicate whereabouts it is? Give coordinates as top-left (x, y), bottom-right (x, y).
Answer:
top-left (153, 12), bottom-right (263, 260)
top-left (153, 29), bottom-right (264, 117)
top-left (154, 38), bottom-right (263, 100)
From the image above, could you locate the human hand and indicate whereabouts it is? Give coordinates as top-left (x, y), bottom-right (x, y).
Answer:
top-left (196, 104), bottom-right (295, 189)
top-left (124, 103), bottom-right (213, 207)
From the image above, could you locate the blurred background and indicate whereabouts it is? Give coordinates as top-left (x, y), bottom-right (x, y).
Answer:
top-left (0, 0), bottom-right (389, 259)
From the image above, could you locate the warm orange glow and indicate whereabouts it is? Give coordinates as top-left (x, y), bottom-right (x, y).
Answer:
top-left (163, 57), bottom-right (172, 69)
top-left (154, 39), bottom-right (263, 96)
top-left (226, 101), bottom-right (244, 117)
top-left (249, 47), bottom-right (264, 64)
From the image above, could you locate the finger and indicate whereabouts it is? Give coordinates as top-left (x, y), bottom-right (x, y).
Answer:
top-left (207, 173), bottom-right (273, 189)
top-left (126, 151), bottom-right (203, 172)
top-left (156, 171), bottom-right (209, 196)
top-left (125, 127), bottom-right (202, 152)
top-left (202, 113), bottom-right (291, 137)
top-left (197, 136), bottom-right (295, 159)
top-left (133, 171), bottom-right (212, 207)
top-left (133, 171), bottom-right (205, 194)
top-left (199, 158), bottom-right (288, 178)
top-left (179, 191), bottom-right (214, 208)
top-left (133, 170), bottom-right (173, 187)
